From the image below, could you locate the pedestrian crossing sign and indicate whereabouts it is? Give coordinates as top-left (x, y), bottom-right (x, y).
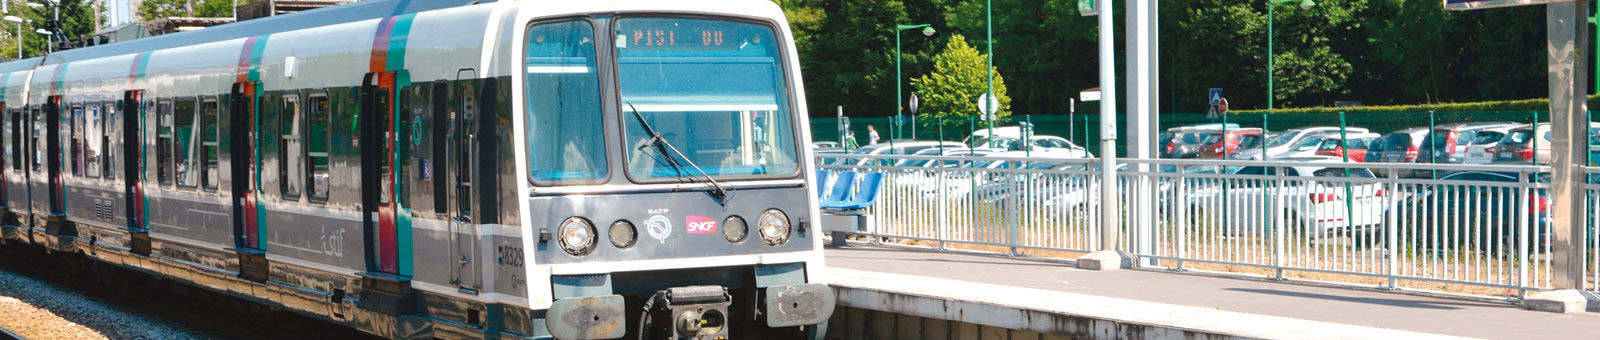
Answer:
top-left (1209, 88), bottom-right (1224, 106)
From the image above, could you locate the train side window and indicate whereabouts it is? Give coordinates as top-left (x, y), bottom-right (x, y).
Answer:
top-left (524, 19), bottom-right (605, 184)
top-left (280, 93), bottom-right (302, 199)
top-left (12, 109), bottom-right (21, 171)
top-left (201, 98), bottom-right (219, 191)
top-left (307, 93), bottom-right (330, 201)
top-left (86, 103), bottom-right (102, 178)
top-left (104, 102), bottom-right (117, 180)
top-left (70, 103), bottom-right (83, 177)
top-left (156, 100), bottom-right (173, 186)
top-left (431, 82), bottom-right (447, 214)
top-left (174, 98), bottom-right (198, 188)
top-left (31, 107), bottom-right (42, 173)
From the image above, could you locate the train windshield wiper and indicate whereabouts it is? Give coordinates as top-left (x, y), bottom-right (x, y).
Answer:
top-left (629, 103), bottom-right (732, 201)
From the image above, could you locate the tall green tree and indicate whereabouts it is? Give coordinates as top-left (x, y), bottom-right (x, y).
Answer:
top-left (138, 0), bottom-right (236, 20)
top-left (0, 0), bottom-right (101, 59)
top-left (942, 0), bottom-right (1095, 115)
top-left (783, 0), bottom-right (915, 118)
top-left (911, 34), bottom-right (1011, 131)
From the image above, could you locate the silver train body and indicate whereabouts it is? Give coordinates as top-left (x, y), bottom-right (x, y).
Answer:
top-left (0, 0), bottom-right (831, 338)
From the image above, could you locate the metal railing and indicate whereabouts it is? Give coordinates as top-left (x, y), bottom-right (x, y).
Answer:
top-left (819, 154), bottom-right (1581, 297)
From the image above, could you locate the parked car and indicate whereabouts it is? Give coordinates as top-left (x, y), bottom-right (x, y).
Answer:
top-left (1395, 171), bottom-right (1554, 254)
top-left (1490, 123), bottom-right (1600, 165)
top-left (1417, 123), bottom-right (1520, 165)
top-left (1313, 132), bottom-right (1382, 162)
top-left (1161, 124), bottom-right (1239, 159)
top-left (1368, 127), bottom-right (1431, 164)
top-left (1198, 128), bottom-right (1264, 158)
top-left (1458, 125), bottom-right (1523, 165)
top-left (1230, 126), bottom-right (1371, 160)
top-left (847, 141), bottom-right (966, 166)
top-left (1186, 157), bottom-right (1388, 235)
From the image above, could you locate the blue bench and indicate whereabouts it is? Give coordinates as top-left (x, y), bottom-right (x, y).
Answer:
top-left (823, 172), bottom-right (884, 211)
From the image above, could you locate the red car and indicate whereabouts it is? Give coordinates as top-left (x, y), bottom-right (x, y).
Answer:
top-left (1198, 129), bottom-right (1263, 158)
top-left (1313, 132), bottom-right (1381, 162)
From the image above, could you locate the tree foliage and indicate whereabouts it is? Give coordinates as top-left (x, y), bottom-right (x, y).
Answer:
top-left (138, 0), bottom-right (236, 20)
top-left (911, 33), bottom-right (1011, 130)
top-left (779, 0), bottom-right (1558, 116)
top-left (0, 0), bottom-right (101, 59)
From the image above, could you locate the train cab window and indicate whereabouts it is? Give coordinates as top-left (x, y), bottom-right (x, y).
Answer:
top-left (70, 104), bottom-right (83, 177)
top-left (280, 94), bottom-right (302, 199)
top-left (307, 93), bottom-right (330, 201)
top-left (85, 103), bottom-right (103, 178)
top-left (157, 100), bottom-right (173, 186)
top-left (614, 18), bottom-right (800, 181)
top-left (201, 98), bottom-right (219, 190)
top-left (173, 98), bottom-right (198, 188)
top-left (523, 20), bottom-right (606, 184)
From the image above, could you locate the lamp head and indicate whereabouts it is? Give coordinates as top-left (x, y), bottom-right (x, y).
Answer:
top-left (35, 28), bottom-right (49, 35)
top-left (1299, 0), bottom-right (1315, 10)
top-left (3, 16), bottom-right (21, 24)
top-left (921, 26), bottom-right (936, 37)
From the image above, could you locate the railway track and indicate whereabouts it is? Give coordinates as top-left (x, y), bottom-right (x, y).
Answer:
top-left (0, 242), bottom-right (375, 340)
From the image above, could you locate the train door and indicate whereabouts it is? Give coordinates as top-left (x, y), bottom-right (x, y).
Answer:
top-left (361, 72), bottom-right (400, 275)
top-left (230, 82), bottom-right (267, 281)
top-left (44, 97), bottom-right (62, 218)
top-left (0, 102), bottom-right (8, 211)
top-left (230, 83), bottom-right (263, 251)
top-left (122, 92), bottom-right (149, 254)
top-left (448, 71), bottom-right (480, 290)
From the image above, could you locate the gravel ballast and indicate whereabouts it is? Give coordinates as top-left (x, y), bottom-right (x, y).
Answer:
top-left (0, 266), bottom-right (207, 340)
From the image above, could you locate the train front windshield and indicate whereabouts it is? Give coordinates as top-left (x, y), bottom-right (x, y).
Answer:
top-left (615, 17), bottom-right (799, 181)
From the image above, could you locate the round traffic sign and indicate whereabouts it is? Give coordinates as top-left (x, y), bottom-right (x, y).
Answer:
top-left (908, 93), bottom-right (920, 115)
top-left (977, 93), bottom-right (999, 115)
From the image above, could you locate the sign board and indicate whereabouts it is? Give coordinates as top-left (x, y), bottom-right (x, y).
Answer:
top-left (1078, 0), bottom-right (1098, 16)
top-left (1079, 89), bottom-right (1101, 102)
top-left (977, 93), bottom-right (1000, 116)
top-left (908, 93), bottom-right (920, 115)
top-left (1444, 0), bottom-right (1570, 11)
top-left (1208, 88), bottom-right (1224, 106)
top-left (895, 114), bottom-right (904, 126)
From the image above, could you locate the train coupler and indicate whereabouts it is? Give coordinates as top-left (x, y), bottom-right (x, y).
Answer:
top-left (647, 286), bottom-right (732, 340)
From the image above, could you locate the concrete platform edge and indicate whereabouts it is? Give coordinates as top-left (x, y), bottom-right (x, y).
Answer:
top-left (828, 268), bottom-right (1483, 340)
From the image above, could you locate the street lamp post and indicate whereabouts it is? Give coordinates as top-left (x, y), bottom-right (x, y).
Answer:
top-left (895, 23), bottom-right (935, 144)
top-left (36, 28), bottom-right (50, 54)
top-left (3, 16), bottom-right (20, 59)
top-left (1266, 0), bottom-right (1315, 111)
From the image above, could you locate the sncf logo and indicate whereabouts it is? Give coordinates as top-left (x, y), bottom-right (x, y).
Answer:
top-left (686, 215), bottom-right (718, 234)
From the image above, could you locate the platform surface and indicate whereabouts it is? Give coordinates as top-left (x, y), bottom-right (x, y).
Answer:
top-left (824, 244), bottom-right (1600, 340)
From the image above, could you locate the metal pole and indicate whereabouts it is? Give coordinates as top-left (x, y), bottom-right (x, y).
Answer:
top-left (895, 27), bottom-right (903, 142)
top-left (1267, 4), bottom-right (1275, 111)
top-left (1341, 111), bottom-right (1354, 232)
top-left (1429, 111), bottom-right (1437, 179)
top-left (1097, 0), bottom-right (1120, 252)
top-left (985, 0), bottom-right (995, 150)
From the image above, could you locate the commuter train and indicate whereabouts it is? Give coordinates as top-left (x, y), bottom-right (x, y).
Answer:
top-left (0, 0), bottom-right (831, 338)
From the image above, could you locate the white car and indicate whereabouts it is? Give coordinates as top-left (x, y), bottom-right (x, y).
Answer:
top-left (1231, 126), bottom-right (1371, 160)
top-left (1185, 157), bottom-right (1387, 235)
top-left (1459, 125), bottom-right (1523, 165)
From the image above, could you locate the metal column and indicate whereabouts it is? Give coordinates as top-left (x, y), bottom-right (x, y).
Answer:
top-left (1547, 0), bottom-right (1589, 291)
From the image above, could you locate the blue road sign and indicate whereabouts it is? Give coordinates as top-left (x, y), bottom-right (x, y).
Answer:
top-left (1209, 88), bottom-right (1224, 106)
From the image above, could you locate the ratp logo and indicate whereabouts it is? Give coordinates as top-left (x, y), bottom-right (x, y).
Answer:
top-left (645, 215), bottom-right (672, 243)
top-left (686, 215), bottom-right (717, 234)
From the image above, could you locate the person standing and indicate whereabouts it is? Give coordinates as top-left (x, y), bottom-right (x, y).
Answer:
top-left (844, 130), bottom-right (859, 151)
top-left (867, 125), bottom-right (880, 145)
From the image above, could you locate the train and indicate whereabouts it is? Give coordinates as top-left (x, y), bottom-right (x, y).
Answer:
top-left (0, 0), bottom-right (832, 339)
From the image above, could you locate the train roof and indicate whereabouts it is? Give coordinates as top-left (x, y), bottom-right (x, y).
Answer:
top-left (5, 0), bottom-right (480, 67)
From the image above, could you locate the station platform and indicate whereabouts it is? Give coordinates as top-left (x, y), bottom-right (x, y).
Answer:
top-left (823, 244), bottom-right (1600, 340)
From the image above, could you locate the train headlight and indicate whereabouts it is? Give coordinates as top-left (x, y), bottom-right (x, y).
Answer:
top-left (558, 217), bottom-right (597, 256)
top-left (723, 216), bottom-right (748, 243)
top-left (757, 209), bottom-right (790, 246)
top-left (609, 220), bottom-right (637, 249)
